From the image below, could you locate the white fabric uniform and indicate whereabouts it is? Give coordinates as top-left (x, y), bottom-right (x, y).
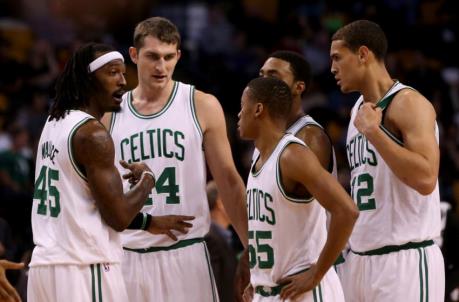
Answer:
top-left (341, 81), bottom-right (445, 301)
top-left (248, 134), bottom-right (344, 301)
top-left (28, 110), bottom-right (126, 302)
top-left (109, 81), bottom-right (217, 301)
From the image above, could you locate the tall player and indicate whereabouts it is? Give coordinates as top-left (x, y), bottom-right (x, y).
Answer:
top-left (28, 43), bottom-right (192, 302)
top-left (259, 51), bottom-right (336, 176)
top-left (239, 77), bottom-right (358, 301)
top-left (330, 20), bottom-right (445, 301)
top-left (103, 17), bottom-right (248, 301)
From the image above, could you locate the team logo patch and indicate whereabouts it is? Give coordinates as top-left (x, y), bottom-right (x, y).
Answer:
top-left (103, 263), bottom-right (110, 272)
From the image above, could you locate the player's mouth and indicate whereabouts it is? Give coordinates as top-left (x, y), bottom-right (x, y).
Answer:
top-left (112, 89), bottom-right (125, 103)
top-left (152, 75), bottom-right (167, 81)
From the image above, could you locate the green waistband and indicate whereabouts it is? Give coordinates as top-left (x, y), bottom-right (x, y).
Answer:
top-left (254, 267), bottom-right (309, 297)
top-left (123, 238), bottom-right (204, 253)
top-left (352, 240), bottom-right (434, 256)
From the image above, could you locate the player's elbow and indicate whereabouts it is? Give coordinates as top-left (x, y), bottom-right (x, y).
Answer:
top-left (414, 179), bottom-right (437, 196)
top-left (102, 213), bottom-right (130, 232)
top-left (348, 203), bottom-right (360, 222)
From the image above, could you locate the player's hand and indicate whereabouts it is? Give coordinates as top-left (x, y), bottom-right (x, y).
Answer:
top-left (0, 260), bottom-right (24, 302)
top-left (147, 215), bottom-right (195, 241)
top-left (120, 160), bottom-right (155, 186)
top-left (354, 102), bottom-right (382, 136)
top-left (278, 264), bottom-right (321, 301)
top-left (234, 249), bottom-right (250, 302)
top-left (242, 283), bottom-right (253, 302)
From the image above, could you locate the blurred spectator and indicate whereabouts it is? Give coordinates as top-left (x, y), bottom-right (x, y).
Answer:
top-left (204, 180), bottom-right (238, 302)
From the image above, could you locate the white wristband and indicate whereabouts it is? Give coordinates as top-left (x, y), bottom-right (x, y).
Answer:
top-left (141, 171), bottom-right (156, 182)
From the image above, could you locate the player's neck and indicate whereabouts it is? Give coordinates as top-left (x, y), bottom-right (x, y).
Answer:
top-left (134, 80), bottom-right (175, 103)
top-left (361, 65), bottom-right (395, 104)
top-left (254, 127), bottom-right (285, 163)
top-left (286, 99), bottom-right (305, 129)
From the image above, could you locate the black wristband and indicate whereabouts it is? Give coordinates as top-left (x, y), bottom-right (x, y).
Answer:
top-left (127, 213), bottom-right (151, 230)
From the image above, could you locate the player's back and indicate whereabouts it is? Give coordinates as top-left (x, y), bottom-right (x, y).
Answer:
top-left (346, 82), bottom-right (441, 252)
top-left (30, 110), bottom-right (122, 267)
top-left (109, 81), bottom-right (209, 249)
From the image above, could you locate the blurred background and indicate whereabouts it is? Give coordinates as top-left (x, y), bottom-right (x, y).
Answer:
top-left (0, 0), bottom-right (458, 301)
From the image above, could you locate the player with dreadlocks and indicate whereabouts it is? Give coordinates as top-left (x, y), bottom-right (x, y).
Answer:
top-left (28, 43), bottom-right (193, 302)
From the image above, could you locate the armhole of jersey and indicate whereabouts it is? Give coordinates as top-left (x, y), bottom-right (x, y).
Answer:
top-left (276, 141), bottom-right (314, 204)
top-left (67, 117), bottom-right (94, 181)
top-left (379, 89), bottom-right (410, 147)
top-left (189, 85), bottom-right (203, 140)
top-left (108, 112), bottom-right (116, 135)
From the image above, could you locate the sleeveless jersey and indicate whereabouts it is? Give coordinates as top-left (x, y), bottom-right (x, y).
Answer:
top-left (248, 134), bottom-right (327, 287)
top-left (109, 81), bottom-right (209, 248)
top-left (346, 81), bottom-right (441, 252)
top-left (30, 110), bottom-right (122, 267)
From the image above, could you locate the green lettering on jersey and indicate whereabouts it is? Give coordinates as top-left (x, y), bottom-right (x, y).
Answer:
top-left (347, 134), bottom-right (378, 172)
top-left (118, 128), bottom-right (186, 163)
top-left (247, 188), bottom-right (275, 226)
top-left (33, 165), bottom-right (61, 218)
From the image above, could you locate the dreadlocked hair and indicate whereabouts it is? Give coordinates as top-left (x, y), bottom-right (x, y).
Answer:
top-left (49, 43), bottom-right (115, 120)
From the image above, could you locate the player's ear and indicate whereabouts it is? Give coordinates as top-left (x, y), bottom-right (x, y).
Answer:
top-left (295, 81), bottom-right (305, 96)
top-left (254, 103), bottom-right (264, 118)
top-left (129, 47), bottom-right (138, 64)
top-left (176, 49), bottom-right (181, 61)
top-left (358, 46), bottom-right (370, 63)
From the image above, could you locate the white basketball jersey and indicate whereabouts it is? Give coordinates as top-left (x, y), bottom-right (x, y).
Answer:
top-left (109, 81), bottom-right (209, 248)
top-left (346, 81), bottom-right (441, 252)
top-left (30, 110), bottom-right (122, 267)
top-left (248, 134), bottom-right (327, 287)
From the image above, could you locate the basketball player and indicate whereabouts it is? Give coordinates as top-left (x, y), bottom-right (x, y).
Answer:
top-left (0, 259), bottom-right (23, 302)
top-left (330, 20), bottom-right (445, 301)
top-left (103, 17), bottom-right (248, 301)
top-left (259, 50), bottom-right (336, 176)
top-left (238, 51), bottom-right (342, 299)
top-left (28, 43), bottom-right (193, 302)
top-left (239, 77), bottom-right (358, 301)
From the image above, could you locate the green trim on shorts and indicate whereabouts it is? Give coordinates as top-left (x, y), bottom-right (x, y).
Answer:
top-left (90, 264), bottom-right (103, 302)
top-left (97, 264), bottom-right (102, 302)
top-left (424, 248), bottom-right (429, 302)
top-left (123, 237), bottom-right (204, 253)
top-left (91, 264), bottom-right (96, 302)
top-left (352, 240), bottom-right (434, 256)
top-left (418, 248), bottom-right (430, 302)
top-left (203, 241), bottom-right (218, 302)
top-left (313, 283), bottom-right (323, 302)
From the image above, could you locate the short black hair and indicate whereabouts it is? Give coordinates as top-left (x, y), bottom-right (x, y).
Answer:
top-left (246, 77), bottom-right (292, 121)
top-left (332, 20), bottom-right (387, 61)
top-left (269, 50), bottom-right (311, 93)
top-left (50, 43), bottom-right (115, 121)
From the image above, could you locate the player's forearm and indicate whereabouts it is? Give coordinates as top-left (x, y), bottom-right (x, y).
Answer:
top-left (365, 127), bottom-right (438, 194)
top-left (218, 177), bottom-right (248, 247)
top-left (124, 175), bottom-right (154, 215)
top-left (105, 176), bottom-right (154, 232)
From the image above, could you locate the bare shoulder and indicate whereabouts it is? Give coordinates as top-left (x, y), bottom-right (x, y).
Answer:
top-left (73, 119), bottom-right (114, 166)
top-left (389, 88), bottom-right (436, 118)
top-left (194, 89), bottom-right (222, 111)
top-left (297, 125), bottom-right (330, 148)
top-left (100, 112), bottom-right (113, 130)
top-left (193, 89), bottom-right (225, 132)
